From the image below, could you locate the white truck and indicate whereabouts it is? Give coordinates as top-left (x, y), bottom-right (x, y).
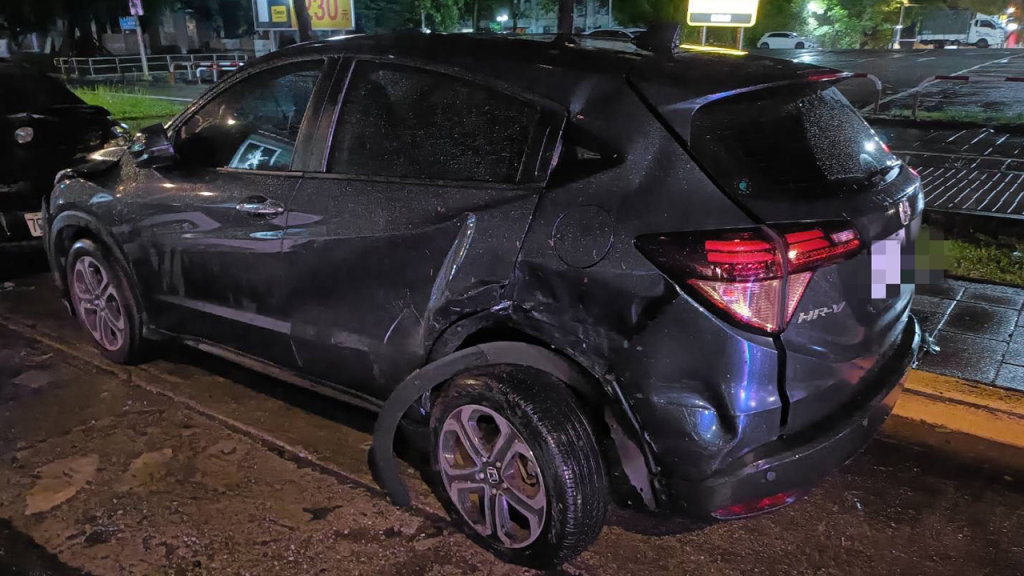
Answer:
top-left (918, 10), bottom-right (1006, 48)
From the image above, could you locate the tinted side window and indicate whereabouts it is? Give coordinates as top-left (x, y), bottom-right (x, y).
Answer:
top-left (176, 60), bottom-right (322, 171)
top-left (327, 61), bottom-right (540, 183)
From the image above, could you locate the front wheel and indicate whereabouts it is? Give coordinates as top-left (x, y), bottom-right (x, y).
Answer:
top-left (430, 369), bottom-right (608, 569)
top-left (795, 42), bottom-right (805, 49)
top-left (67, 239), bottom-right (144, 364)
top-left (976, 39), bottom-right (989, 48)
top-left (759, 42), bottom-right (770, 48)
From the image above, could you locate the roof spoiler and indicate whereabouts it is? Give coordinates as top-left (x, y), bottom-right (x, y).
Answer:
top-left (632, 22), bottom-right (681, 55)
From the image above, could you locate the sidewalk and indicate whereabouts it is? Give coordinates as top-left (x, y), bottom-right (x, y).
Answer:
top-left (912, 278), bottom-right (1024, 390)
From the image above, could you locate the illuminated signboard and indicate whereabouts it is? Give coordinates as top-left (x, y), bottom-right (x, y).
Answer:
top-left (687, 0), bottom-right (760, 27)
top-left (253, 0), bottom-right (355, 31)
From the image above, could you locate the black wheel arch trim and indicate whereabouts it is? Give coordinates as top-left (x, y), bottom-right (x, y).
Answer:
top-left (370, 341), bottom-right (647, 507)
top-left (48, 210), bottom-right (145, 323)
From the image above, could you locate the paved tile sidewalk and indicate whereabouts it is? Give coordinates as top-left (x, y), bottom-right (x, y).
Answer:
top-left (914, 278), bottom-right (1024, 392)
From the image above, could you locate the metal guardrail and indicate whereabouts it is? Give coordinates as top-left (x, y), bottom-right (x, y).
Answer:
top-left (843, 72), bottom-right (883, 114)
top-left (54, 53), bottom-right (248, 78)
top-left (911, 74), bottom-right (1024, 118)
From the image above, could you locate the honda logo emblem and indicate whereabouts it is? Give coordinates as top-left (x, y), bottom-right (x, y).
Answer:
top-left (898, 199), bottom-right (911, 226)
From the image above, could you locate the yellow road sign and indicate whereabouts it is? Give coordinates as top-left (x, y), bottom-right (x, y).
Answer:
top-left (687, 0), bottom-right (760, 27)
top-left (254, 0), bottom-right (355, 31)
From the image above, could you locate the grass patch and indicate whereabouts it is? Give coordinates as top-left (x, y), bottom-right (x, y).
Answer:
top-left (73, 85), bottom-right (187, 133)
top-left (944, 236), bottom-right (1024, 286)
top-left (886, 107), bottom-right (1024, 127)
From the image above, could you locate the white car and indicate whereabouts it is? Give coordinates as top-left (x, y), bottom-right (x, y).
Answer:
top-left (757, 31), bottom-right (818, 49)
top-left (581, 27), bottom-right (646, 40)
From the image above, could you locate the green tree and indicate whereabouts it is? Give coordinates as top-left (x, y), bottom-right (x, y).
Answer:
top-left (417, 0), bottom-right (462, 30)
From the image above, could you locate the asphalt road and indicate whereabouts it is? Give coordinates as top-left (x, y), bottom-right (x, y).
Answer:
top-left (2, 251), bottom-right (1024, 575)
top-left (753, 48), bottom-right (1023, 109)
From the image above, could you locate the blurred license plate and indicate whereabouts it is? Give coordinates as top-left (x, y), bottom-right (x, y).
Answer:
top-left (24, 212), bottom-right (43, 237)
top-left (870, 228), bottom-right (906, 299)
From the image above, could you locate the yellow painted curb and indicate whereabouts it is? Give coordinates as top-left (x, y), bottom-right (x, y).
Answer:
top-left (886, 369), bottom-right (1024, 452)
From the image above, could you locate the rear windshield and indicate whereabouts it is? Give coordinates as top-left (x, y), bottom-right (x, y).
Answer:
top-left (689, 85), bottom-right (896, 200)
top-left (0, 64), bottom-right (83, 113)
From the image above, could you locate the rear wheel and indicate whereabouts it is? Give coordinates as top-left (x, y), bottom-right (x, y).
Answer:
top-left (66, 239), bottom-right (143, 364)
top-left (760, 42), bottom-right (770, 48)
top-left (429, 370), bottom-right (608, 568)
top-left (976, 38), bottom-right (989, 48)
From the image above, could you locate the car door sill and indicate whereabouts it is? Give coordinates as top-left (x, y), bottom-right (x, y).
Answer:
top-left (180, 338), bottom-right (384, 413)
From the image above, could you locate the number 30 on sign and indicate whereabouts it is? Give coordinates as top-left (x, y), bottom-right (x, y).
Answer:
top-left (253, 0), bottom-right (355, 31)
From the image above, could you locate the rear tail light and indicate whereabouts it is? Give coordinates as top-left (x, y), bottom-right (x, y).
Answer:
top-left (712, 489), bottom-right (802, 519)
top-left (635, 222), bottom-right (861, 334)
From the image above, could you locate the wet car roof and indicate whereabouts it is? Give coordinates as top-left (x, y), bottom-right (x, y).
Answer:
top-left (261, 33), bottom-right (838, 97)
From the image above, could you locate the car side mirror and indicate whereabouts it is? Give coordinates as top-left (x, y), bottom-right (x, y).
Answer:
top-left (129, 123), bottom-right (176, 168)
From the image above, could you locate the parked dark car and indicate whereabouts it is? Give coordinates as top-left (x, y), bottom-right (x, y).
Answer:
top-left (0, 60), bottom-right (128, 249)
top-left (43, 34), bottom-right (923, 568)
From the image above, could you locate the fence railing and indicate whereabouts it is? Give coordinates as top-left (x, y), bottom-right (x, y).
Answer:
top-left (54, 53), bottom-right (249, 78)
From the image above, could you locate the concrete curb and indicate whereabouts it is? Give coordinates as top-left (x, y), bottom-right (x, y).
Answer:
top-left (885, 369), bottom-right (1024, 470)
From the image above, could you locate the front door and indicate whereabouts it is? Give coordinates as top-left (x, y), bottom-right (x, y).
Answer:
top-left (281, 59), bottom-right (563, 399)
top-left (126, 58), bottom-right (333, 367)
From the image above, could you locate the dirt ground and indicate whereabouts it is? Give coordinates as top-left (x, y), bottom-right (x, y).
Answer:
top-left (2, 266), bottom-right (1024, 576)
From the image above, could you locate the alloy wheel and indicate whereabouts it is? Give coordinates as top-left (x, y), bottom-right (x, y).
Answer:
top-left (71, 256), bottom-right (126, 351)
top-left (438, 404), bottom-right (547, 549)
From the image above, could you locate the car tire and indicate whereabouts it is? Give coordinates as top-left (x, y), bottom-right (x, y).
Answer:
top-left (795, 42), bottom-right (805, 49)
top-left (760, 42), bottom-right (769, 48)
top-left (429, 368), bottom-right (608, 569)
top-left (66, 238), bottom-right (144, 364)
top-left (976, 39), bottom-right (989, 48)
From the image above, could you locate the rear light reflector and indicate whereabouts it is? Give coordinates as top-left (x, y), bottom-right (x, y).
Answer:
top-left (711, 489), bottom-right (802, 519)
top-left (635, 222), bottom-right (861, 334)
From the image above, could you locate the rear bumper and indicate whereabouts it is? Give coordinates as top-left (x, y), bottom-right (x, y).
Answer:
top-left (660, 314), bottom-right (920, 518)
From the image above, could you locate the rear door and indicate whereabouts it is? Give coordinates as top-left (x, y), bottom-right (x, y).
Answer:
top-left (280, 58), bottom-right (563, 398)
top-left (660, 81), bottom-right (923, 431)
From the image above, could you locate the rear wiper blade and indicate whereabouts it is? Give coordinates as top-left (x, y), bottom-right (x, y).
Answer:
top-left (833, 165), bottom-right (900, 188)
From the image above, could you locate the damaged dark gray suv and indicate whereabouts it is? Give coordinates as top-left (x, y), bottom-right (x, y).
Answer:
top-left (43, 33), bottom-right (923, 568)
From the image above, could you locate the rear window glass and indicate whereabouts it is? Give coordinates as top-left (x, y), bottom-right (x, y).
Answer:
top-left (690, 85), bottom-right (897, 199)
top-left (327, 61), bottom-right (541, 183)
top-left (0, 64), bottom-right (83, 112)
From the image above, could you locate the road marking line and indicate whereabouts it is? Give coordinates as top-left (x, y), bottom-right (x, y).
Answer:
top-left (963, 177), bottom-right (998, 208)
top-left (870, 53), bottom-right (1024, 111)
top-left (977, 172), bottom-right (1014, 210)
top-left (1000, 174), bottom-right (1024, 213)
top-left (916, 57), bottom-right (936, 62)
top-left (991, 174), bottom-right (1024, 211)
top-left (951, 178), bottom-right (982, 205)
top-left (945, 130), bottom-right (967, 143)
top-left (934, 177), bottom-right (969, 206)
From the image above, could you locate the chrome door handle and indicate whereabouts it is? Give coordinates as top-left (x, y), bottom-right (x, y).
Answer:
top-left (235, 198), bottom-right (285, 216)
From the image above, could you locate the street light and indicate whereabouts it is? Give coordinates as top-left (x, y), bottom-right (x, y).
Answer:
top-left (893, 1), bottom-right (919, 49)
top-left (496, 14), bottom-right (509, 22)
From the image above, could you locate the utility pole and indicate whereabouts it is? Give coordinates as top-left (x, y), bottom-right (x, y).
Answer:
top-left (608, 0), bottom-right (613, 28)
top-left (127, 0), bottom-right (148, 79)
top-left (294, 0), bottom-right (314, 42)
